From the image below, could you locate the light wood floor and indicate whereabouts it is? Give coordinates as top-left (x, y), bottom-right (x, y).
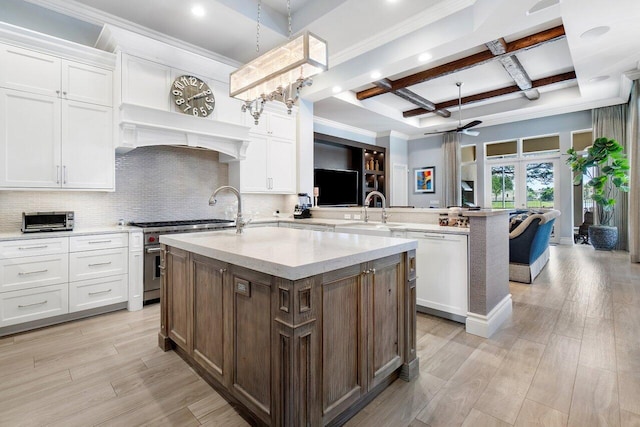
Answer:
top-left (1, 245), bottom-right (639, 426)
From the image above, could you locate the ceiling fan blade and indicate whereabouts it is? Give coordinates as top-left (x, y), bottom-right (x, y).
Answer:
top-left (457, 120), bottom-right (482, 131)
top-left (423, 129), bottom-right (450, 136)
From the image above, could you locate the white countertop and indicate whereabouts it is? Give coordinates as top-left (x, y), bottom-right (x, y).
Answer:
top-left (160, 226), bottom-right (418, 281)
top-left (0, 226), bottom-right (141, 241)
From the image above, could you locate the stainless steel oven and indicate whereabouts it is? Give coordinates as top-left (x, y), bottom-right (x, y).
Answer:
top-left (129, 219), bottom-right (234, 303)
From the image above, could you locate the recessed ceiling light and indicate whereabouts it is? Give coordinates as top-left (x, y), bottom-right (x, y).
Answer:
top-left (526, 0), bottom-right (559, 15)
top-left (191, 5), bottom-right (206, 17)
top-left (370, 71), bottom-right (382, 79)
top-left (588, 75), bottom-right (610, 83)
top-left (332, 86), bottom-right (342, 94)
top-left (418, 52), bottom-right (432, 62)
top-left (580, 26), bottom-right (610, 39)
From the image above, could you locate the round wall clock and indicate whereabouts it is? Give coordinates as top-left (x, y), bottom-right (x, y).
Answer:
top-left (170, 75), bottom-right (215, 117)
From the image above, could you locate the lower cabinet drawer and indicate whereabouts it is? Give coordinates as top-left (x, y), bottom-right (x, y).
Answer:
top-left (0, 254), bottom-right (69, 293)
top-left (69, 274), bottom-right (127, 312)
top-left (0, 284), bottom-right (68, 327)
top-left (69, 248), bottom-right (127, 282)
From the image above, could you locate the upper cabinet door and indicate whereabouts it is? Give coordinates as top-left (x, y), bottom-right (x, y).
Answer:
top-left (61, 100), bottom-right (114, 189)
top-left (0, 44), bottom-right (61, 97)
top-left (0, 88), bottom-right (61, 188)
top-left (268, 111), bottom-right (296, 140)
top-left (121, 54), bottom-right (172, 111)
top-left (62, 61), bottom-right (113, 107)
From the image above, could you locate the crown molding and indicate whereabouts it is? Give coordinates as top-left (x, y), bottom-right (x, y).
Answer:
top-left (23, 0), bottom-right (241, 68)
top-left (313, 116), bottom-right (377, 139)
top-left (377, 130), bottom-right (411, 140)
top-left (0, 21), bottom-right (115, 68)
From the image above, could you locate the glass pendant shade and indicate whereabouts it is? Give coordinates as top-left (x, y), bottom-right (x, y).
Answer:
top-left (230, 31), bottom-right (328, 101)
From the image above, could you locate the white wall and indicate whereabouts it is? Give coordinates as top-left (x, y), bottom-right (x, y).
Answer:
top-left (407, 111), bottom-right (592, 242)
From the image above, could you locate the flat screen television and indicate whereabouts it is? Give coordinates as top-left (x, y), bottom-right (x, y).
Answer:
top-left (314, 168), bottom-right (359, 206)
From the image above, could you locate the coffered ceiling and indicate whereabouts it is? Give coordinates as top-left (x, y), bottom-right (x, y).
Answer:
top-left (13, 0), bottom-right (640, 137)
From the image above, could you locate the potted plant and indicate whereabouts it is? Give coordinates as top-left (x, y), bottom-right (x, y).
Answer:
top-left (566, 137), bottom-right (630, 250)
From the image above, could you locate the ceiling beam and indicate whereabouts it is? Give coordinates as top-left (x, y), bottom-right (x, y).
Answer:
top-left (486, 38), bottom-right (539, 100)
top-left (373, 79), bottom-right (451, 118)
top-left (356, 25), bottom-right (566, 101)
top-left (402, 71), bottom-right (576, 118)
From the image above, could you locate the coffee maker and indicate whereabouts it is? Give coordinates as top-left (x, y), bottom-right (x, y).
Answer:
top-left (294, 193), bottom-right (312, 219)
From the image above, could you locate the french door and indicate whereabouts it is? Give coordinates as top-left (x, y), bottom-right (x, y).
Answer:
top-left (487, 158), bottom-right (560, 211)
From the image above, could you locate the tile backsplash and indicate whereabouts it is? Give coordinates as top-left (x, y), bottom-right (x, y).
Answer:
top-left (0, 146), bottom-right (290, 232)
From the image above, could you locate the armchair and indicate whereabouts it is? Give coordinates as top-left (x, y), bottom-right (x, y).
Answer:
top-left (509, 209), bottom-right (561, 283)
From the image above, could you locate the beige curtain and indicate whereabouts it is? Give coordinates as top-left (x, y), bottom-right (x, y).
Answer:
top-left (592, 105), bottom-right (629, 250)
top-left (442, 132), bottom-right (461, 207)
top-left (629, 81), bottom-right (640, 262)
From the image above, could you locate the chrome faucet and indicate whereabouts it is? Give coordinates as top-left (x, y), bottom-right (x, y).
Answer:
top-left (209, 185), bottom-right (249, 234)
top-left (363, 191), bottom-right (389, 223)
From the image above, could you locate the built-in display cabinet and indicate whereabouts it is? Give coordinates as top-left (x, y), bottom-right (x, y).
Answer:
top-left (0, 43), bottom-right (115, 190)
top-left (314, 133), bottom-right (387, 206)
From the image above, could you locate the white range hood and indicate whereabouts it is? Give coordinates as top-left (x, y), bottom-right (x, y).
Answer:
top-left (118, 103), bottom-right (250, 159)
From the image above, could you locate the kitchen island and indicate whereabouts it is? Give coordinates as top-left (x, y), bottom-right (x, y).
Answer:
top-left (158, 227), bottom-right (418, 426)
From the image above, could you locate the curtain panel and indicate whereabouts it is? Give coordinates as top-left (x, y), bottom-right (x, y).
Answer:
top-left (592, 104), bottom-right (629, 250)
top-left (442, 132), bottom-right (461, 207)
top-left (629, 81), bottom-right (640, 262)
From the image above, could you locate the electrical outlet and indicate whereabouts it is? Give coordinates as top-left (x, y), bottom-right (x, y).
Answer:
top-left (353, 214), bottom-right (361, 220)
top-left (343, 213), bottom-right (351, 219)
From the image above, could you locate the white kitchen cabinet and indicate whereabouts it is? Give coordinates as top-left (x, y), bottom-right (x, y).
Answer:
top-left (235, 132), bottom-right (296, 194)
top-left (406, 231), bottom-right (468, 321)
top-left (0, 232), bottom-right (134, 333)
top-left (69, 274), bottom-right (127, 313)
top-left (0, 283), bottom-right (68, 327)
top-left (127, 231), bottom-right (144, 311)
top-left (0, 88), bottom-right (114, 189)
top-left (121, 54), bottom-right (172, 110)
top-left (0, 253), bottom-right (69, 293)
top-left (0, 88), bottom-right (61, 188)
top-left (62, 100), bottom-right (113, 189)
top-left (69, 247), bottom-right (128, 282)
top-left (0, 43), bottom-right (112, 107)
top-left (231, 106), bottom-right (296, 194)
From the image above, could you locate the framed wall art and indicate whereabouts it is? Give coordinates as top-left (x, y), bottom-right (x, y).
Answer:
top-left (414, 166), bottom-right (436, 193)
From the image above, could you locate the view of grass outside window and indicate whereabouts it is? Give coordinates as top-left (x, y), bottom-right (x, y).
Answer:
top-left (487, 136), bottom-right (558, 209)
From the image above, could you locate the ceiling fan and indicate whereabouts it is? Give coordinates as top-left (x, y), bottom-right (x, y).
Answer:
top-left (424, 82), bottom-right (482, 136)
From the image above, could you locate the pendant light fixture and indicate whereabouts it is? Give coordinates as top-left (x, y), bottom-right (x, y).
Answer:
top-left (229, 0), bottom-right (328, 124)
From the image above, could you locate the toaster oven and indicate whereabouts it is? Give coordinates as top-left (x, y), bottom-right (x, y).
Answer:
top-left (21, 211), bottom-right (75, 233)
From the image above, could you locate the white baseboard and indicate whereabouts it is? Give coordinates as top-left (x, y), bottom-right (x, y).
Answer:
top-left (465, 294), bottom-right (513, 338)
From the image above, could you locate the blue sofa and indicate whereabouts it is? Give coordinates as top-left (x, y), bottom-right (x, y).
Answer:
top-left (509, 209), bottom-right (561, 283)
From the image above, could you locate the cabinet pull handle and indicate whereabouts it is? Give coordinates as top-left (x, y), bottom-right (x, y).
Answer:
top-left (88, 240), bottom-right (112, 244)
top-left (88, 261), bottom-right (112, 267)
top-left (158, 265), bottom-right (166, 271)
top-left (146, 247), bottom-right (161, 254)
top-left (371, 268), bottom-right (376, 275)
top-left (88, 289), bottom-right (112, 296)
top-left (63, 166), bottom-right (67, 184)
top-left (18, 269), bottom-right (48, 276)
top-left (18, 245), bottom-right (48, 250)
top-left (18, 300), bottom-right (47, 308)
top-left (421, 234), bottom-right (446, 240)
top-left (56, 165), bottom-right (60, 184)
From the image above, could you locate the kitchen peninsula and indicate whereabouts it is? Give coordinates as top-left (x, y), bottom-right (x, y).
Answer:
top-left (159, 227), bottom-right (418, 426)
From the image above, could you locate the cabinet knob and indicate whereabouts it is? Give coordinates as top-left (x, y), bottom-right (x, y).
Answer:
top-left (219, 268), bottom-right (227, 274)
top-left (56, 90), bottom-right (60, 94)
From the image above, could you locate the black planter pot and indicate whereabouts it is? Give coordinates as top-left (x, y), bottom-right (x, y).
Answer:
top-left (589, 225), bottom-right (618, 250)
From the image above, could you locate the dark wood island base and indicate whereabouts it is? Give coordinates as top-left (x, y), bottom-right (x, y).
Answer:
top-left (159, 245), bottom-right (418, 426)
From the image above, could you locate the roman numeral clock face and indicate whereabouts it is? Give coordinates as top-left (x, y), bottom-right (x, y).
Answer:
top-left (171, 75), bottom-right (215, 117)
